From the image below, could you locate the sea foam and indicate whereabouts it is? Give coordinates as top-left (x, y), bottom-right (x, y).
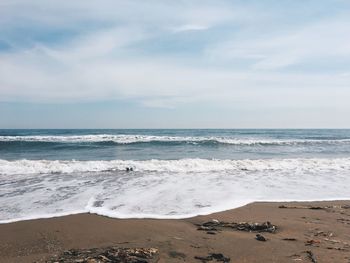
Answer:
top-left (0, 158), bottom-right (350, 175)
top-left (0, 157), bottom-right (349, 223)
top-left (1, 134), bottom-right (349, 145)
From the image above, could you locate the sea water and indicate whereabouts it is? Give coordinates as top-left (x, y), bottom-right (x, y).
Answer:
top-left (0, 129), bottom-right (349, 223)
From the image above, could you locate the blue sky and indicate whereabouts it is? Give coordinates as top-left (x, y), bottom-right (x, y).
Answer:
top-left (0, 0), bottom-right (349, 128)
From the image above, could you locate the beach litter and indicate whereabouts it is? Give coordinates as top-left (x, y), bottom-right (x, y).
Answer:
top-left (279, 204), bottom-right (350, 210)
top-left (279, 205), bottom-right (325, 210)
top-left (45, 247), bottom-right (159, 263)
top-left (196, 219), bottom-right (277, 233)
top-left (194, 253), bottom-right (230, 262)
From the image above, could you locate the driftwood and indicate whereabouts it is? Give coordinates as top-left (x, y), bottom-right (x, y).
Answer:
top-left (279, 205), bottom-right (325, 210)
top-left (194, 253), bottom-right (230, 262)
top-left (197, 219), bottom-right (277, 233)
top-left (45, 247), bottom-right (159, 263)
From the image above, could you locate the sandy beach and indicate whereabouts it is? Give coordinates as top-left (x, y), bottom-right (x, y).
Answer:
top-left (0, 200), bottom-right (349, 262)
top-left (2, 0), bottom-right (349, 261)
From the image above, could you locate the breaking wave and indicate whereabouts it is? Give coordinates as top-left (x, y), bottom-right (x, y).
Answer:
top-left (1, 157), bottom-right (350, 176)
top-left (1, 157), bottom-right (350, 223)
top-left (1, 134), bottom-right (350, 146)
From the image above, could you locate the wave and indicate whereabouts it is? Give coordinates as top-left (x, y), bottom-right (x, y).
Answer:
top-left (1, 157), bottom-right (350, 175)
top-left (1, 157), bottom-right (350, 223)
top-left (1, 134), bottom-right (350, 145)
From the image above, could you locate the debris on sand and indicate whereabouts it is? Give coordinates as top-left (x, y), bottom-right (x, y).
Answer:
top-left (194, 253), bottom-right (230, 262)
top-left (278, 205), bottom-right (325, 210)
top-left (305, 250), bottom-right (317, 263)
top-left (45, 247), bottom-right (159, 263)
top-left (326, 246), bottom-right (348, 251)
top-left (324, 238), bottom-right (349, 246)
top-left (337, 218), bottom-right (350, 225)
top-left (288, 253), bottom-right (302, 261)
top-left (305, 239), bottom-right (321, 247)
top-left (279, 204), bottom-right (350, 210)
top-left (197, 225), bottom-right (218, 232)
top-left (196, 219), bottom-right (277, 233)
top-left (323, 238), bottom-right (350, 251)
top-left (255, 234), bottom-right (267, 241)
top-left (168, 250), bottom-right (186, 259)
top-left (313, 230), bottom-right (333, 237)
top-left (282, 238), bottom-right (297, 241)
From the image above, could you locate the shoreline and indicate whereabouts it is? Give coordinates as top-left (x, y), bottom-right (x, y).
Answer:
top-left (1, 200), bottom-right (350, 262)
top-left (2, 197), bottom-right (350, 224)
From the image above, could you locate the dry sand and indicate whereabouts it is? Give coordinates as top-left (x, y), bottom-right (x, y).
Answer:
top-left (1, 201), bottom-right (350, 262)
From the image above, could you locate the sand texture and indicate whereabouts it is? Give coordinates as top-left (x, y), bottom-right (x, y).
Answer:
top-left (0, 201), bottom-right (350, 262)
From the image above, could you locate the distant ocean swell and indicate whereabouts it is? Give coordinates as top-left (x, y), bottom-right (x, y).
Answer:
top-left (1, 134), bottom-right (350, 146)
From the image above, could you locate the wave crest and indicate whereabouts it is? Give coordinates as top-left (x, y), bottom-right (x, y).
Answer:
top-left (1, 158), bottom-right (349, 175)
top-left (1, 134), bottom-right (350, 145)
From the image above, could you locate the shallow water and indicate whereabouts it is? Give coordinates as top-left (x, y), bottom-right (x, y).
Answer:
top-left (0, 129), bottom-right (349, 222)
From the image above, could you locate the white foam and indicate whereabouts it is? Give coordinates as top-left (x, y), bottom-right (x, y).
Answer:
top-left (0, 134), bottom-right (349, 145)
top-left (1, 158), bottom-right (350, 175)
top-left (0, 158), bottom-right (349, 223)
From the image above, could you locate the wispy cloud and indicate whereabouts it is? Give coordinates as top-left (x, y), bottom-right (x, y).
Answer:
top-left (0, 0), bottom-right (349, 115)
top-left (172, 24), bottom-right (209, 33)
top-left (206, 15), bottom-right (350, 70)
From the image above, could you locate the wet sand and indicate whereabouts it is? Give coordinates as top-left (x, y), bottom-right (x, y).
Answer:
top-left (0, 201), bottom-right (350, 262)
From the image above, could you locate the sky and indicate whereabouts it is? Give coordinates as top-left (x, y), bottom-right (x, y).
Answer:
top-left (0, 0), bottom-right (350, 128)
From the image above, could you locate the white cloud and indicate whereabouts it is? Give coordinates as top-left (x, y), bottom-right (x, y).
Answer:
top-left (1, 36), bottom-right (349, 109)
top-left (172, 24), bottom-right (209, 33)
top-left (0, 0), bottom-right (238, 35)
top-left (206, 15), bottom-right (350, 70)
top-left (0, 0), bottom-right (349, 115)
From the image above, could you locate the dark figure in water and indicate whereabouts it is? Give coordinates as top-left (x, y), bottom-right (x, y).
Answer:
top-left (126, 167), bottom-right (134, 172)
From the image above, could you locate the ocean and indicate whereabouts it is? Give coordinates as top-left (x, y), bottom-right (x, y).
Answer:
top-left (0, 129), bottom-right (350, 223)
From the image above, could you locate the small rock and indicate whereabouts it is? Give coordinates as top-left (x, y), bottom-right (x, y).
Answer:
top-left (255, 234), bottom-right (267, 241)
top-left (211, 253), bottom-right (230, 261)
